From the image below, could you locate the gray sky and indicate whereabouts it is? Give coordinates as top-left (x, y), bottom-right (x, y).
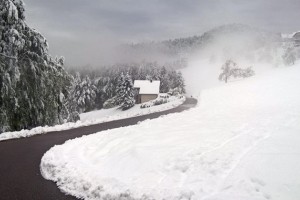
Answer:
top-left (24, 0), bottom-right (300, 66)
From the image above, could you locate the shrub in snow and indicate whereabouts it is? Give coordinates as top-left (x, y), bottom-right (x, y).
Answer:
top-left (103, 96), bottom-right (118, 109)
top-left (141, 97), bottom-right (168, 108)
top-left (68, 111), bottom-right (80, 122)
top-left (219, 60), bottom-right (255, 83)
top-left (140, 102), bottom-right (151, 108)
top-left (168, 87), bottom-right (182, 96)
top-left (240, 67), bottom-right (255, 78)
top-left (153, 98), bottom-right (168, 106)
top-left (140, 94), bottom-right (183, 109)
top-left (158, 93), bottom-right (170, 99)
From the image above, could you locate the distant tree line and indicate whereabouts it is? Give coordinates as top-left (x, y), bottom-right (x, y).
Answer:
top-left (125, 24), bottom-right (282, 64)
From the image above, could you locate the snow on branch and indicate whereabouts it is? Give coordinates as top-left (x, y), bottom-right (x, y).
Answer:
top-left (0, 53), bottom-right (17, 60)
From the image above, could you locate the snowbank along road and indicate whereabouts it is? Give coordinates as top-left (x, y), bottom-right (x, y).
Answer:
top-left (0, 98), bottom-right (197, 200)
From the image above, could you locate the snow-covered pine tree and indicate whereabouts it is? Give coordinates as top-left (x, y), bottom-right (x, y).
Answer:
top-left (74, 75), bottom-right (97, 113)
top-left (240, 67), bottom-right (255, 78)
top-left (167, 70), bottom-right (178, 90)
top-left (174, 71), bottom-right (186, 94)
top-left (115, 72), bottom-right (125, 106)
top-left (94, 77), bottom-right (107, 109)
top-left (102, 96), bottom-right (118, 109)
top-left (61, 74), bottom-right (80, 122)
top-left (0, 0), bottom-right (71, 132)
top-left (116, 72), bottom-right (135, 110)
top-left (158, 66), bottom-right (169, 93)
top-left (0, 57), bottom-right (10, 132)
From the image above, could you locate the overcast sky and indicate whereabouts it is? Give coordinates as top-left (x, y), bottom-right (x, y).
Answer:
top-left (24, 0), bottom-right (300, 66)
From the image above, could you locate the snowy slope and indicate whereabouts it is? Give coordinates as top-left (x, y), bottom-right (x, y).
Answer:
top-left (41, 64), bottom-right (300, 200)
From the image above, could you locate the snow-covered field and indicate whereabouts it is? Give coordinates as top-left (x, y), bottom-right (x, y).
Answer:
top-left (0, 96), bottom-right (185, 141)
top-left (41, 64), bottom-right (300, 200)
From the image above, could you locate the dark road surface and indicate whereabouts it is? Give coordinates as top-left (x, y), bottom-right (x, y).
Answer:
top-left (0, 98), bottom-right (197, 200)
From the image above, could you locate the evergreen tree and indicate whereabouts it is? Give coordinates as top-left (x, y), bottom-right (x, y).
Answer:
top-left (115, 72), bottom-right (125, 106)
top-left (61, 74), bottom-right (80, 122)
top-left (174, 71), bottom-right (186, 94)
top-left (74, 75), bottom-right (97, 113)
top-left (0, 0), bottom-right (71, 132)
top-left (168, 70), bottom-right (178, 90)
top-left (116, 72), bottom-right (135, 110)
top-left (158, 66), bottom-right (169, 93)
top-left (240, 67), bottom-right (255, 78)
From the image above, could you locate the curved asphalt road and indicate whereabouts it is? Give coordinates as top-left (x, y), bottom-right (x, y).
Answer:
top-left (0, 98), bottom-right (197, 200)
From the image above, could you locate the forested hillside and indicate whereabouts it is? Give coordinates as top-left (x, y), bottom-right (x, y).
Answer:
top-left (120, 24), bottom-right (282, 65)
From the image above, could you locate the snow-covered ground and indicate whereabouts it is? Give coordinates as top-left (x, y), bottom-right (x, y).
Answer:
top-left (40, 64), bottom-right (300, 200)
top-left (0, 96), bottom-right (185, 141)
top-left (80, 95), bottom-right (184, 122)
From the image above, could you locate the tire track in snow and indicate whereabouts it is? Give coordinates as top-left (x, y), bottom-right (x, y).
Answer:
top-left (200, 132), bottom-right (270, 200)
top-left (160, 125), bottom-right (271, 199)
